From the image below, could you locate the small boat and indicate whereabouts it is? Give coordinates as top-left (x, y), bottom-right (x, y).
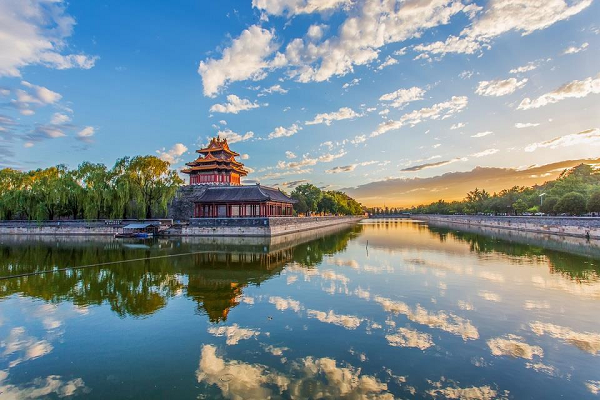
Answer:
top-left (115, 222), bottom-right (159, 239)
top-left (114, 232), bottom-right (134, 238)
top-left (133, 232), bottom-right (151, 239)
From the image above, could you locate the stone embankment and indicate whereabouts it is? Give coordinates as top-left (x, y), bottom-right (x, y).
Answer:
top-left (0, 220), bottom-right (128, 236)
top-left (175, 216), bottom-right (363, 237)
top-left (413, 215), bottom-right (600, 239)
top-left (0, 216), bottom-right (363, 237)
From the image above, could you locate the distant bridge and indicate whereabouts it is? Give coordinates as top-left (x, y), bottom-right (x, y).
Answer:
top-left (369, 214), bottom-right (412, 219)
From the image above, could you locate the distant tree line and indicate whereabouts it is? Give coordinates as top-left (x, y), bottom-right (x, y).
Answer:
top-left (0, 156), bottom-right (182, 220)
top-left (291, 184), bottom-right (364, 216)
top-left (372, 164), bottom-right (600, 216)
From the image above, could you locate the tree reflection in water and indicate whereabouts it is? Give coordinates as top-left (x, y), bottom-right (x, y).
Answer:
top-left (0, 226), bottom-right (361, 320)
top-left (425, 224), bottom-right (600, 281)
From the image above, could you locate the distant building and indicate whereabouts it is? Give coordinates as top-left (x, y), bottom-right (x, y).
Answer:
top-left (169, 137), bottom-right (295, 219)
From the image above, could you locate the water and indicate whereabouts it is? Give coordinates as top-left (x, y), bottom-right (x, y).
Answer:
top-left (0, 219), bottom-right (599, 399)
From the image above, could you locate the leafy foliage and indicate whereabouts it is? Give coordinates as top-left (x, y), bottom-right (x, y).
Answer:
top-left (375, 164), bottom-right (600, 216)
top-left (291, 184), bottom-right (363, 215)
top-left (0, 156), bottom-right (183, 220)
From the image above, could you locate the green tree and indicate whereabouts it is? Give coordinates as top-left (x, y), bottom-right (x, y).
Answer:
top-left (291, 184), bottom-right (322, 214)
top-left (554, 192), bottom-right (586, 215)
top-left (512, 199), bottom-right (528, 215)
top-left (587, 191), bottom-right (600, 213)
top-left (318, 193), bottom-right (338, 214)
top-left (126, 156), bottom-right (183, 219)
top-left (540, 196), bottom-right (558, 215)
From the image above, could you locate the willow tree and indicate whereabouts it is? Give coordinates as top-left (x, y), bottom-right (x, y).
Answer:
top-left (76, 162), bottom-right (113, 219)
top-left (0, 169), bottom-right (24, 220)
top-left (126, 156), bottom-right (183, 219)
top-left (108, 157), bottom-right (133, 219)
top-left (29, 166), bottom-right (73, 220)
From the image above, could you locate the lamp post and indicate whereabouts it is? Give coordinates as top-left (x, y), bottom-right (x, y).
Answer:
top-left (539, 193), bottom-right (546, 207)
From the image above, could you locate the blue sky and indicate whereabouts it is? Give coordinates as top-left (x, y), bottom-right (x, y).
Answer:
top-left (1, 0), bottom-right (599, 206)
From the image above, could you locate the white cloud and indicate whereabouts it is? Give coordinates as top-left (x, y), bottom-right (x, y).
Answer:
top-left (371, 96), bottom-right (468, 137)
top-left (510, 60), bottom-right (544, 74)
top-left (379, 86), bottom-right (425, 108)
top-left (394, 47), bottom-right (408, 56)
top-left (326, 165), bottom-right (356, 174)
top-left (342, 78), bottom-right (360, 89)
top-left (0, 0), bottom-right (98, 77)
top-left (479, 290), bottom-right (501, 302)
top-left (450, 122), bottom-right (465, 130)
top-left (20, 81), bottom-right (62, 104)
top-left (76, 126), bottom-right (95, 143)
top-left (306, 309), bottom-right (362, 330)
top-left (317, 150), bottom-right (346, 163)
top-left (198, 26), bottom-right (280, 97)
top-left (305, 107), bottom-right (361, 126)
top-left (488, 334), bottom-right (543, 359)
top-left (269, 296), bottom-right (302, 312)
top-left (216, 129), bottom-right (254, 144)
top-left (386, 327), bottom-right (434, 350)
top-left (475, 78), bottom-right (527, 96)
top-left (252, 0), bottom-right (351, 16)
top-left (268, 123), bottom-right (302, 139)
top-left (196, 345), bottom-right (392, 400)
top-left (240, 153), bottom-right (250, 160)
top-left (524, 128), bottom-right (600, 152)
top-left (307, 24), bottom-right (325, 41)
top-left (414, 35), bottom-right (482, 56)
top-left (471, 131), bottom-right (492, 138)
top-left (259, 84), bottom-right (288, 96)
top-left (27, 125), bottom-right (66, 141)
top-left (276, 150), bottom-right (346, 171)
top-left (349, 135), bottom-right (365, 145)
top-left (375, 296), bottom-right (479, 340)
top-left (50, 113), bottom-right (71, 125)
top-left (209, 95), bottom-right (260, 114)
top-left (207, 324), bottom-right (259, 345)
top-left (471, 148), bottom-right (499, 157)
top-left (326, 160), bottom-right (377, 174)
top-left (459, 70), bottom-right (474, 79)
top-left (377, 56), bottom-right (398, 70)
top-left (400, 157), bottom-right (467, 172)
top-left (515, 122), bottom-right (540, 128)
top-left (283, 0), bottom-right (473, 83)
top-left (12, 81), bottom-right (62, 115)
top-left (562, 42), bottom-right (589, 55)
top-left (530, 321), bottom-right (600, 355)
top-left (518, 73), bottom-right (600, 110)
top-left (157, 143), bottom-right (187, 163)
top-left (414, 0), bottom-right (592, 58)
top-left (285, 151), bottom-right (297, 159)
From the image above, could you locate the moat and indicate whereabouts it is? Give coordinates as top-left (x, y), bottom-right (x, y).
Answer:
top-left (0, 219), bottom-right (599, 399)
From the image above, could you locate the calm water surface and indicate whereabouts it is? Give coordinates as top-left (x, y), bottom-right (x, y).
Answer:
top-left (0, 219), bottom-right (599, 399)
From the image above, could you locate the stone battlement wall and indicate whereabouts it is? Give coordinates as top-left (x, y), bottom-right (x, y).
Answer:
top-left (412, 215), bottom-right (600, 239)
top-left (180, 216), bottom-right (363, 237)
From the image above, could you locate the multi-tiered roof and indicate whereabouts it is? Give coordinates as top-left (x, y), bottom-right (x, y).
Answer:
top-left (182, 137), bottom-right (248, 185)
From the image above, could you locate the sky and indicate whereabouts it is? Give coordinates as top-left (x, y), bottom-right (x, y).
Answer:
top-left (0, 0), bottom-right (599, 207)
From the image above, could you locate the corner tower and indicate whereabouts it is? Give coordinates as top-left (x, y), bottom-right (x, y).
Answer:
top-left (181, 137), bottom-right (248, 185)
